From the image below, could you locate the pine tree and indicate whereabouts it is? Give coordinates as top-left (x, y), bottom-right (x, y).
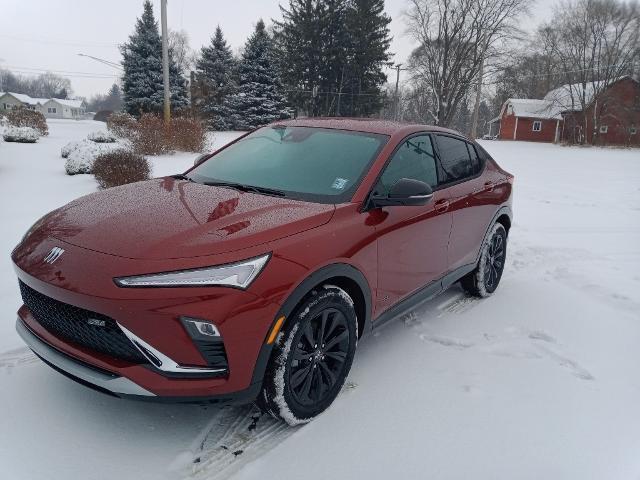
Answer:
top-left (342, 0), bottom-right (392, 116)
top-left (195, 26), bottom-right (237, 130)
top-left (275, 0), bottom-right (391, 117)
top-left (225, 20), bottom-right (291, 130)
top-left (121, 0), bottom-right (188, 117)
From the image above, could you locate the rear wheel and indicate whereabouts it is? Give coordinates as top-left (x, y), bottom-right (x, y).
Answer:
top-left (461, 223), bottom-right (507, 297)
top-left (258, 285), bottom-right (357, 425)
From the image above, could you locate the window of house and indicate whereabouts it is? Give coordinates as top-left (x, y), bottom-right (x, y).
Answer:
top-left (48, 107), bottom-right (57, 113)
top-left (435, 135), bottom-right (477, 184)
top-left (376, 135), bottom-right (438, 195)
top-left (600, 125), bottom-right (608, 134)
top-left (532, 121), bottom-right (542, 132)
top-left (629, 126), bottom-right (637, 135)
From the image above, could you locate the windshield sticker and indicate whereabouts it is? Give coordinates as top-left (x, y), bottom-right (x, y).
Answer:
top-left (331, 178), bottom-right (349, 190)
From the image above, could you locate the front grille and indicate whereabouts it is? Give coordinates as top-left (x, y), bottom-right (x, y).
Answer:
top-left (19, 281), bottom-right (147, 364)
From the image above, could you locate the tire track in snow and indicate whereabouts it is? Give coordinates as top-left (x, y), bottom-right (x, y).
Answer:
top-left (177, 382), bottom-right (358, 480)
top-left (0, 347), bottom-right (37, 373)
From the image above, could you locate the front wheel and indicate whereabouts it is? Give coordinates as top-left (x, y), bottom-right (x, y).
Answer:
top-left (461, 223), bottom-right (507, 297)
top-left (258, 285), bottom-right (358, 425)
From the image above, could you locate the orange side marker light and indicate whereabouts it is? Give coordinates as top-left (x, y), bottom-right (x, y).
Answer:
top-left (267, 315), bottom-right (286, 344)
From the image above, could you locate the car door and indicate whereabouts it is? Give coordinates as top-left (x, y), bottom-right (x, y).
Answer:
top-left (371, 134), bottom-right (453, 316)
top-left (433, 134), bottom-right (497, 271)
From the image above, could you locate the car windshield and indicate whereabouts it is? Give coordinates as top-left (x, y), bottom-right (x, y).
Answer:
top-left (188, 126), bottom-right (389, 203)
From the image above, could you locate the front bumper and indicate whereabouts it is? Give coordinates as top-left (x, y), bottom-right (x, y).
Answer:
top-left (17, 317), bottom-right (155, 398)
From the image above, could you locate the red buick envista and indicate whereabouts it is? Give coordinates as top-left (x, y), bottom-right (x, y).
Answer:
top-left (12, 118), bottom-right (512, 424)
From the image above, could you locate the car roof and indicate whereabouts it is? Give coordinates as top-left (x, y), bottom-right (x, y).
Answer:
top-left (271, 117), bottom-right (465, 138)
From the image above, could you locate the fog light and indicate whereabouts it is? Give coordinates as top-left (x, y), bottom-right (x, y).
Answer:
top-left (181, 317), bottom-right (220, 337)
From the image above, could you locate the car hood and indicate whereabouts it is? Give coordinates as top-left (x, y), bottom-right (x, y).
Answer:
top-left (37, 178), bottom-right (335, 260)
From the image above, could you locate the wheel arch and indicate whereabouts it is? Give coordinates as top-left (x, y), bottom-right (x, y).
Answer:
top-left (474, 206), bottom-right (513, 264)
top-left (277, 263), bottom-right (372, 339)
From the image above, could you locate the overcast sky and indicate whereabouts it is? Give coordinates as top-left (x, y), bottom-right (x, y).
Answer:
top-left (0, 0), bottom-right (556, 98)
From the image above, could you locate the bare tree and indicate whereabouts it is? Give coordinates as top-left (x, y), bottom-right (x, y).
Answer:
top-left (539, 0), bottom-right (640, 143)
top-left (405, 0), bottom-right (529, 128)
top-left (168, 29), bottom-right (196, 74)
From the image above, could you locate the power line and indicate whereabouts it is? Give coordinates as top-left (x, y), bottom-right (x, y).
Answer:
top-left (4, 65), bottom-right (118, 77)
top-left (0, 33), bottom-right (118, 48)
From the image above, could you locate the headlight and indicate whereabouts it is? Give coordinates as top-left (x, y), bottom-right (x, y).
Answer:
top-left (114, 254), bottom-right (270, 289)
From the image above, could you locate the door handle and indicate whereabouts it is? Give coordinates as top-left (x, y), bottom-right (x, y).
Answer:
top-left (435, 199), bottom-right (450, 212)
top-left (484, 181), bottom-right (495, 192)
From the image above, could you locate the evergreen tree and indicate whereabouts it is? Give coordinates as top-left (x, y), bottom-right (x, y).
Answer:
top-left (343, 0), bottom-right (392, 116)
top-left (225, 20), bottom-right (291, 130)
top-left (275, 0), bottom-right (391, 117)
top-left (195, 26), bottom-right (237, 130)
top-left (120, 0), bottom-right (188, 117)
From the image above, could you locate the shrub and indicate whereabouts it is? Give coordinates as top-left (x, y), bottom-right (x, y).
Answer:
top-left (93, 110), bottom-right (113, 122)
top-left (64, 139), bottom-right (130, 174)
top-left (7, 107), bottom-right (48, 136)
top-left (3, 126), bottom-right (40, 143)
top-left (93, 150), bottom-right (151, 189)
top-left (87, 130), bottom-right (117, 143)
top-left (168, 116), bottom-right (206, 152)
top-left (107, 112), bottom-right (137, 138)
top-left (132, 113), bottom-right (169, 155)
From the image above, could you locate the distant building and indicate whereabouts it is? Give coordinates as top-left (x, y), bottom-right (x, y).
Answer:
top-left (0, 92), bottom-right (46, 113)
top-left (492, 76), bottom-right (640, 145)
top-left (40, 98), bottom-right (86, 119)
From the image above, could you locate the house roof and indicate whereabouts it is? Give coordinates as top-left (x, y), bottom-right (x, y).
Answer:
top-left (543, 76), bottom-right (633, 112)
top-left (502, 98), bottom-right (563, 120)
top-left (46, 98), bottom-right (85, 108)
top-left (2, 92), bottom-right (45, 106)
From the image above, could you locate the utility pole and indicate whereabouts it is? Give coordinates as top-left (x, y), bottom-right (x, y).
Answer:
top-left (161, 0), bottom-right (171, 124)
top-left (393, 64), bottom-right (403, 121)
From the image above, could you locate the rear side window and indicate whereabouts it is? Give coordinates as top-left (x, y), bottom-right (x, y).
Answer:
top-left (435, 135), bottom-right (477, 184)
top-left (376, 135), bottom-right (438, 195)
top-left (466, 143), bottom-right (482, 174)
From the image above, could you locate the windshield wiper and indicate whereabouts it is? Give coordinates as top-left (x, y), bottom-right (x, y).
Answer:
top-left (203, 181), bottom-right (286, 197)
top-left (172, 174), bottom-right (194, 182)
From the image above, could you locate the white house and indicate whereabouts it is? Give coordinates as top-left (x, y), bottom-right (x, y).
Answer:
top-left (0, 92), bottom-right (46, 113)
top-left (40, 98), bottom-right (86, 119)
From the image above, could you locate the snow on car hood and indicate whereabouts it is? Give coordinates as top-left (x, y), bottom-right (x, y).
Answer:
top-left (41, 178), bottom-right (335, 259)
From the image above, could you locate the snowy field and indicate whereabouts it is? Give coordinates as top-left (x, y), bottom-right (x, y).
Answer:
top-left (1, 120), bottom-right (639, 479)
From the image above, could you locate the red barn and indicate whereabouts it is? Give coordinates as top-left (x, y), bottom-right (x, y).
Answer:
top-left (494, 99), bottom-right (562, 142)
top-left (493, 76), bottom-right (640, 146)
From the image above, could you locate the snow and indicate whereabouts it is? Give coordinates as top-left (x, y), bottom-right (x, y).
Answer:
top-left (64, 139), bottom-right (128, 174)
top-left (543, 78), bottom-right (622, 111)
top-left (2, 126), bottom-right (40, 143)
top-left (1, 125), bottom-right (640, 479)
top-left (503, 98), bottom-right (563, 119)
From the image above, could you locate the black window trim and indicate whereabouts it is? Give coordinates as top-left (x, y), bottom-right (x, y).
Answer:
top-left (431, 133), bottom-right (486, 189)
top-left (363, 131), bottom-right (440, 211)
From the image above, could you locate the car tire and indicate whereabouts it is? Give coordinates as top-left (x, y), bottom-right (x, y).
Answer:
top-left (461, 223), bottom-right (507, 298)
top-left (258, 285), bottom-right (358, 425)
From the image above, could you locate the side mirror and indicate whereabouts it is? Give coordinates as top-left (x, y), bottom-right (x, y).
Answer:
top-left (371, 178), bottom-right (433, 207)
top-left (193, 153), bottom-right (209, 167)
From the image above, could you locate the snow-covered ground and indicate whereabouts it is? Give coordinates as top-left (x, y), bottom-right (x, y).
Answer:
top-left (1, 121), bottom-right (639, 479)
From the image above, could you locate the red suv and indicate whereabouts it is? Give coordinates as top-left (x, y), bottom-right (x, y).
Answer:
top-left (12, 118), bottom-right (512, 424)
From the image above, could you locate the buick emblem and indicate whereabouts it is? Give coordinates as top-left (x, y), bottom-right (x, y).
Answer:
top-left (43, 247), bottom-right (65, 264)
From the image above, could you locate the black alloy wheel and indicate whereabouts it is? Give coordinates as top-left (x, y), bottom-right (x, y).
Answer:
top-left (259, 285), bottom-right (357, 425)
top-left (288, 308), bottom-right (350, 406)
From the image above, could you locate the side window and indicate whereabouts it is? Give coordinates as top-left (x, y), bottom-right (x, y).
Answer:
top-left (435, 135), bottom-right (475, 184)
top-left (466, 143), bottom-right (482, 175)
top-left (376, 135), bottom-right (438, 195)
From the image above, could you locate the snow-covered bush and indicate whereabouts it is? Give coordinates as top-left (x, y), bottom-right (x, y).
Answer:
top-left (93, 150), bottom-right (150, 189)
top-left (64, 139), bottom-right (129, 175)
top-left (87, 130), bottom-right (117, 143)
top-left (3, 126), bottom-right (40, 143)
top-left (7, 107), bottom-right (48, 136)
